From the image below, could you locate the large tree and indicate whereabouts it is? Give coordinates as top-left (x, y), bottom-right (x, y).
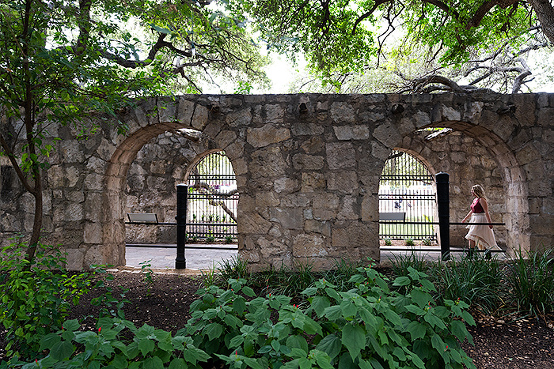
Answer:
top-left (241, 0), bottom-right (554, 90)
top-left (0, 0), bottom-right (268, 261)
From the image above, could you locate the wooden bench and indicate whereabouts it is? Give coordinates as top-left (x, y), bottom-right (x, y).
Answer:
top-left (379, 212), bottom-right (406, 221)
top-left (127, 213), bottom-right (159, 224)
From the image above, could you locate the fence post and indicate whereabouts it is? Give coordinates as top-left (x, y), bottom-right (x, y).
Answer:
top-left (436, 172), bottom-right (450, 261)
top-left (175, 184), bottom-right (188, 269)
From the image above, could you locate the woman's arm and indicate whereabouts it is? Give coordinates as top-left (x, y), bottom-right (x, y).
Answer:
top-left (461, 209), bottom-right (473, 223)
top-left (479, 198), bottom-right (493, 229)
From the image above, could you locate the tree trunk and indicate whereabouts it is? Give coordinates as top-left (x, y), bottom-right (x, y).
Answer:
top-left (530, 0), bottom-right (554, 45)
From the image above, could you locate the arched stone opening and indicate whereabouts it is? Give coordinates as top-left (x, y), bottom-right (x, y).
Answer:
top-left (124, 130), bottom-right (217, 245)
top-left (102, 123), bottom-right (195, 266)
top-left (396, 122), bottom-right (529, 255)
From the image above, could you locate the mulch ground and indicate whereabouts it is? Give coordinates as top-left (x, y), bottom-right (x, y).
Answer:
top-left (1, 270), bottom-right (553, 368)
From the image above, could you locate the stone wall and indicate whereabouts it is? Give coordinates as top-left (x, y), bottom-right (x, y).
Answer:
top-left (1, 93), bottom-right (552, 270)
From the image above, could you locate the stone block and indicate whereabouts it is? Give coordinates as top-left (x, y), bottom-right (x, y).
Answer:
top-left (372, 122), bottom-right (402, 148)
top-left (333, 125), bottom-right (370, 140)
top-left (264, 104), bottom-right (285, 123)
top-left (292, 234), bottom-right (327, 258)
top-left (330, 102), bottom-right (356, 123)
top-left (300, 136), bottom-right (325, 154)
top-left (226, 108), bottom-right (252, 127)
top-left (64, 203), bottom-right (84, 222)
top-left (281, 193), bottom-right (310, 207)
top-left (305, 219), bottom-right (331, 237)
top-left (256, 191), bottom-right (280, 208)
top-left (65, 248), bottom-right (85, 270)
top-left (216, 130), bottom-right (237, 149)
top-left (191, 104), bottom-right (209, 130)
top-left (270, 207), bottom-right (304, 230)
top-left (537, 107), bottom-right (554, 127)
top-left (331, 221), bottom-right (374, 248)
top-left (177, 98), bottom-right (195, 124)
top-left (274, 177), bottom-right (300, 194)
top-left (337, 196), bottom-right (359, 220)
top-left (247, 125), bottom-right (291, 148)
top-left (327, 171), bottom-right (358, 194)
top-left (292, 154), bottom-right (325, 170)
top-left (326, 142), bottom-right (356, 170)
top-left (237, 212), bottom-right (272, 234)
top-left (84, 222), bottom-right (103, 244)
top-left (301, 172), bottom-right (326, 192)
top-left (361, 194), bottom-right (378, 222)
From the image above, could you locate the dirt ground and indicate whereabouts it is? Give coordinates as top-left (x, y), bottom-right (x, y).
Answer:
top-left (2, 270), bottom-right (554, 368)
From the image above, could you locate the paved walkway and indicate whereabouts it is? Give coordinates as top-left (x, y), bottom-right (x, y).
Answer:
top-left (125, 244), bottom-right (506, 273)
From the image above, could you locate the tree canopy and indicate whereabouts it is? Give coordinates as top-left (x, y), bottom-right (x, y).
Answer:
top-left (241, 0), bottom-right (554, 92)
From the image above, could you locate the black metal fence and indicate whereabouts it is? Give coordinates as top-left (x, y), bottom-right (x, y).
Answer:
top-left (185, 151), bottom-right (238, 241)
top-left (379, 150), bottom-right (437, 241)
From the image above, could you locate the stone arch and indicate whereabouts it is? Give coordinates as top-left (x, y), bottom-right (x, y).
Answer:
top-left (102, 123), bottom-right (194, 266)
top-left (394, 121), bottom-right (529, 255)
top-left (100, 101), bottom-right (246, 267)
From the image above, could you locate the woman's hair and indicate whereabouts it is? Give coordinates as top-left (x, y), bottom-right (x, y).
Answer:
top-left (472, 184), bottom-right (486, 198)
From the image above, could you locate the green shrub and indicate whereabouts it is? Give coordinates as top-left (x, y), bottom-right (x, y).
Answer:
top-left (384, 238), bottom-right (392, 246)
top-left (506, 248), bottom-right (554, 317)
top-left (0, 242), bottom-right (96, 360)
top-left (186, 268), bottom-right (476, 369)
top-left (406, 238), bottom-right (415, 246)
top-left (12, 317), bottom-right (210, 369)
top-left (431, 255), bottom-right (504, 314)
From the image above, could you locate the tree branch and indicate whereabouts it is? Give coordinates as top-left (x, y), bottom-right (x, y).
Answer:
top-left (352, 0), bottom-right (391, 35)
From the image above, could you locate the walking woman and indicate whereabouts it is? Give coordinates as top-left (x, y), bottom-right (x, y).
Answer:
top-left (461, 184), bottom-right (498, 258)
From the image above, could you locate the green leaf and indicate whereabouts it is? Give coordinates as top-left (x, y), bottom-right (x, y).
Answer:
top-left (287, 335), bottom-right (309, 353)
top-left (341, 324), bottom-right (366, 361)
top-left (205, 323), bottom-right (224, 341)
top-left (313, 350), bottom-right (335, 369)
top-left (138, 338), bottom-right (156, 356)
top-left (233, 297), bottom-right (247, 313)
top-left (450, 320), bottom-right (470, 342)
top-left (50, 340), bottom-right (74, 360)
top-left (462, 310), bottom-right (476, 326)
top-left (168, 358), bottom-right (187, 369)
top-left (431, 333), bottom-right (446, 354)
top-left (406, 321), bottom-right (427, 341)
top-left (423, 312), bottom-right (446, 329)
top-left (404, 304), bottom-right (425, 316)
top-left (410, 289), bottom-right (432, 308)
top-left (39, 333), bottom-right (61, 351)
top-left (311, 296), bottom-right (330, 317)
top-left (302, 287), bottom-right (318, 296)
top-left (316, 334), bottom-right (341, 360)
top-left (393, 276), bottom-right (411, 286)
top-left (143, 356), bottom-right (164, 369)
top-left (323, 305), bottom-right (342, 320)
top-left (242, 286), bottom-right (256, 297)
top-left (63, 319), bottom-right (80, 331)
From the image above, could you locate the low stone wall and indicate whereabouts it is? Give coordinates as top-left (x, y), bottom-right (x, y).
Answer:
top-left (0, 93), bottom-right (552, 270)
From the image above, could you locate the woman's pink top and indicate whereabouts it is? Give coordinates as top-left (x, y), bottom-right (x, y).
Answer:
top-left (471, 198), bottom-right (484, 213)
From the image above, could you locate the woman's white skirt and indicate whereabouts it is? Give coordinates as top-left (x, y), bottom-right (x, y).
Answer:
top-left (465, 213), bottom-right (499, 250)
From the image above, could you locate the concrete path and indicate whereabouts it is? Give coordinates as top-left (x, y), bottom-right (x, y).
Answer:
top-left (125, 244), bottom-right (506, 273)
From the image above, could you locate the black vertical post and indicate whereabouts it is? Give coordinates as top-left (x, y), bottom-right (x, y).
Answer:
top-left (175, 184), bottom-right (188, 269)
top-left (436, 172), bottom-right (450, 261)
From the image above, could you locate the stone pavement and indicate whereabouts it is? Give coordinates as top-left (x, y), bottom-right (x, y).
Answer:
top-left (125, 244), bottom-right (506, 273)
